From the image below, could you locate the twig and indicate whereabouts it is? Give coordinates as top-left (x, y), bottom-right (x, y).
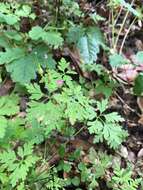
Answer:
top-left (115, 92), bottom-right (141, 117)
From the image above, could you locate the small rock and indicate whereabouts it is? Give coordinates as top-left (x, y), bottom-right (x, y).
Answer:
top-left (120, 145), bottom-right (128, 158)
top-left (137, 148), bottom-right (143, 158)
top-left (128, 151), bottom-right (136, 163)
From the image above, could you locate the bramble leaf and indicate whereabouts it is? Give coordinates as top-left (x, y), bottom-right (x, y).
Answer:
top-left (109, 53), bottom-right (129, 67)
top-left (29, 26), bottom-right (63, 48)
top-left (29, 26), bottom-right (44, 40)
top-left (77, 27), bottom-right (104, 64)
top-left (0, 48), bottom-right (25, 65)
top-left (6, 55), bottom-right (37, 84)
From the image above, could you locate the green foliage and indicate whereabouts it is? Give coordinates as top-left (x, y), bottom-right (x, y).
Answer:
top-left (7, 55), bottom-right (38, 84)
top-left (29, 26), bottom-right (63, 48)
top-left (54, 84), bottom-right (95, 125)
top-left (108, 164), bottom-right (141, 190)
top-left (136, 51), bottom-right (143, 62)
top-left (72, 26), bottom-right (104, 64)
top-left (0, 1), bottom-right (141, 189)
top-left (0, 94), bottom-right (19, 139)
top-left (110, 0), bottom-right (142, 18)
top-left (133, 73), bottom-right (143, 95)
top-left (0, 116), bottom-right (7, 139)
top-left (27, 100), bottom-right (65, 135)
top-left (109, 53), bottom-right (129, 67)
top-left (0, 48), bottom-right (25, 65)
top-left (87, 99), bottom-right (128, 149)
top-left (77, 149), bottom-right (112, 189)
top-left (26, 83), bottom-right (43, 100)
top-left (0, 142), bottom-right (39, 188)
top-left (36, 168), bottom-right (66, 190)
top-left (133, 51), bottom-right (143, 95)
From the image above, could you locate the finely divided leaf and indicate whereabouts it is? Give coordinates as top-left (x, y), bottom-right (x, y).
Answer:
top-left (26, 83), bottom-right (43, 100)
top-left (0, 94), bottom-right (19, 116)
top-left (97, 99), bottom-right (108, 113)
top-left (0, 116), bottom-right (7, 138)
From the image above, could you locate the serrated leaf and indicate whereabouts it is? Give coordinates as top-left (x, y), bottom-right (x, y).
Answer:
top-left (42, 31), bottom-right (63, 48)
top-left (0, 13), bottom-right (19, 25)
top-left (29, 26), bottom-right (44, 40)
top-left (117, 0), bottom-right (142, 18)
top-left (0, 150), bottom-right (16, 170)
top-left (104, 112), bottom-right (124, 122)
top-left (29, 27), bottom-right (63, 48)
top-left (27, 101), bottom-right (64, 134)
top-left (77, 27), bottom-right (104, 64)
top-left (26, 83), bottom-right (43, 100)
top-left (23, 143), bottom-right (34, 156)
top-left (66, 25), bottom-right (85, 43)
top-left (97, 99), bottom-right (108, 113)
top-left (88, 120), bottom-right (103, 134)
top-left (136, 51), bottom-right (143, 63)
top-left (6, 55), bottom-right (38, 84)
top-left (4, 30), bottom-right (22, 41)
top-left (15, 5), bottom-right (32, 17)
top-left (0, 116), bottom-right (7, 138)
top-left (109, 53), bottom-right (129, 67)
top-left (32, 44), bottom-right (56, 69)
top-left (133, 73), bottom-right (143, 95)
top-left (88, 112), bottom-right (128, 149)
top-left (0, 94), bottom-right (19, 116)
top-left (0, 48), bottom-right (25, 65)
top-left (0, 143), bottom-right (38, 187)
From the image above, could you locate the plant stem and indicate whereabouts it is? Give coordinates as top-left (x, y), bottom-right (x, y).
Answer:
top-left (111, 9), bottom-right (115, 48)
top-left (113, 0), bottom-right (135, 52)
top-left (111, 6), bottom-right (123, 49)
top-left (119, 17), bottom-right (136, 54)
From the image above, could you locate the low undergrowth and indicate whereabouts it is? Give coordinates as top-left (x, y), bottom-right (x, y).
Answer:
top-left (0, 0), bottom-right (143, 189)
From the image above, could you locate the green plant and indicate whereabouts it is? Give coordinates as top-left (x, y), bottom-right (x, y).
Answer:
top-left (108, 164), bottom-right (141, 190)
top-left (87, 99), bottom-right (128, 149)
top-left (108, 0), bottom-right (142, 53)
top-left (0, 1), bottom-right (141, 189)
top-left (0, 142), bottom-right (39, 189)
top-left (76, 148), bottom-right (112, 190)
